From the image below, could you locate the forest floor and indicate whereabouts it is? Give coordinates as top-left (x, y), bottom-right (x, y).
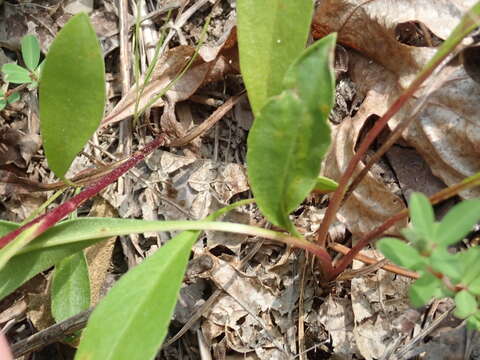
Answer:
top-left (0, 0), bottom-right (480, 359)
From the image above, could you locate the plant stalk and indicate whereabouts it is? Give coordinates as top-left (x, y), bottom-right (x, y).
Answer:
top-left (0, 135), bottom-right (166, 250)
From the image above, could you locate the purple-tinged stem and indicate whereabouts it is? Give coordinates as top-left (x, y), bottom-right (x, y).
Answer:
top-left (0, 135), bottom-right (166, 249)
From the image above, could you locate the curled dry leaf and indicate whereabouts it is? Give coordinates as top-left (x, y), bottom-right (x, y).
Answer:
top-left (312, 0), bottom-right (462, 86)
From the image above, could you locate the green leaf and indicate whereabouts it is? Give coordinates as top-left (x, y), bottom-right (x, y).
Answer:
top-left (429, 248), bottom-right (462, 283)
top-left (237, 0), bottom-right (313, 115)
top-left (409, 192), bottom-right (435, 240)
top-left (454, 290), bottom-right (478, 318)
top-left (0, 200), bottom-right (253, 301)
top-left (0, 100), bottom-right (5, 111)
top-left (466, 311), bottom-right (480, 331)
top-left (283, 34), bottom-right (336, 117)
top-left (377, 238), bottom-right (425, 270)
top-left (40, 13), bottom-right (105, 179)
top-left (0, 220), bottom-right (19, 235)
top-left (2, 63), bottom-right (32, 84)
top-left (75, 230), bottom-right (196, 360)
top-left (457, 247), bottom-right (480, 286)
top-left (435, 200), bottom-right (480, 246)
top-left (21, 35), bottom-right (40, 72)
top-left (246, 37), bottom-right (335, 234)
top-left (7, 92), bottom-right (20, 104)
top-left (0, 237), bottom-right (99, 301)
top-left (409, 272), bottom-right (443, 307)
top-left (74, 200), bottom-right (248, 360)
top-left (314, 176), bottom-right (338, 193)
top-left (51, 251), bottom-right (90, 322)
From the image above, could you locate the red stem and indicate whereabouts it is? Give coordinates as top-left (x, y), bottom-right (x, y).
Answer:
top-left (0, 135), bottom-right (166, 249)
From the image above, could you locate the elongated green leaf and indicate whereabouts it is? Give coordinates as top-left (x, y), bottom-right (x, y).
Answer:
top-left (40, 13), bottom-right (105, 179)
top-left (283, 34), bottom-right (336, 118)
top-left (237, 0), bottom-right (313, 115)
top-left (51, 251), bottom-right (90, 322)
top-left (75, 200), bottom-right (250, 360)
top-left (409, 192), bottom-right (435, 240)
top-left (0, 221), bottom-right (19, 236)
top-left (436, 200), bottom-right (480, 246)
top-left (247, 37), bottom-right (336, 233)
top-left (75, 230), bottom-right (195, 360)
top-left (454, 290), bottom-right (478, 318)
top-left (21, 35), bottom-right (40, 72)
top-left (2, 63), bottom-right (32, 83)
top-left (377, 238), bottom-right (425, 270)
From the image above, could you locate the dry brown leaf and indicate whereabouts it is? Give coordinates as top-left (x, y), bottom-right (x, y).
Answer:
top-left (312, 0), bottom-right (463, 87)
top-left (317, 295), bottom-right (358, 357)
top-left (350, 251), bottom-right (411, 359)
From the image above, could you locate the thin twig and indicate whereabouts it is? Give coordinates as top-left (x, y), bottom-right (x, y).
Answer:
top-left (11, 308), bottom-right (93, 358)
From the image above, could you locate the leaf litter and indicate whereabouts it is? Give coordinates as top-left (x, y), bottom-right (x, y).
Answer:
top-left (1, 0), bottom-right (480, 359)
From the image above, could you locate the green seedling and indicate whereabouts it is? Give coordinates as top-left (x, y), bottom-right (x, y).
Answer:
top-left (378, 193), bottom-right (480, 329)
top-left (2, 34), bottom-right (42, 89)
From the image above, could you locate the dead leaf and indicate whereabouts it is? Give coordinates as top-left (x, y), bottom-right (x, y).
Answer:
top-left (318, 295), bottom-right (358, 358)
top-left (84, 198), bottom-right (117, 305)
top-left (350, 251), bottom-right (411, 359)
top-left (312, 0), bottom-right (462, 87)
top-left (0, 126), bottom-right (41, 168)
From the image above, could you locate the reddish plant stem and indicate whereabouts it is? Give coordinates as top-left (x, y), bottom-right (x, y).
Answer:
top-left (315, 31), bottom-right (472, 249)
top-left (0, 135), bottom-right (166, 249)
top-left (328, 173), bottom-right (480, 280)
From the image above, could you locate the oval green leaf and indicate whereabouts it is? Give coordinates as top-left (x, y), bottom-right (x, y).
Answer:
top-left (21, 35), bottom-right (40, 72)
top-left (377, 237), bottom-right (425, 270)
top-left (409, 192), bottom-right (435, 240)
top-left (40, 13), bottom-right (105, 179)
top-left (454, 290), bottom-right (478, 319)
top-left (2, 63), bottom-right (32, 84)
top-left (237, 0), bottom-right (313, 115)
top-left (51, 251), bottom-right (90, 322)
top-left (436, 200), bottom-right (480, 246)
top-left (409, 272), bottom-right (442, 307)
